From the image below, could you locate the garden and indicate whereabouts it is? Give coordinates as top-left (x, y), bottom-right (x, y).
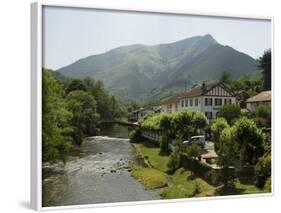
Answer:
top-left (129, 105), bottom-right (271, 199)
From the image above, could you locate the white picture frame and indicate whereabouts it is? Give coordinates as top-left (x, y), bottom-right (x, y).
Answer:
top-left (31, 1), bottom-right (274, 211)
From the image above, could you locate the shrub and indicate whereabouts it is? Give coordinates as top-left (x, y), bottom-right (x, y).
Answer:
top-left (129, 129), bottom-right (142, 142)
top-left (159, 134), bottom-right (169, 154)
top-left (264, 177), bottom-right (271, 192)
top-left (186, 144), bottom-right (201, 160)
top-left (192, 180), bottom-right (202, 196)
top-left (255, 154), bottom-right (271, 188)
top-left (167, 146), bottom-right (181, 174)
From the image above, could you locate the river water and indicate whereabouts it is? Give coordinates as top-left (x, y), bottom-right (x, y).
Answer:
top-left (42, 125), bottom-right (160, 207)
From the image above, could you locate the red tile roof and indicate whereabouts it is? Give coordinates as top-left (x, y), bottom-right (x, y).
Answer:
top-left (161, 82), bottom-right (225, 105)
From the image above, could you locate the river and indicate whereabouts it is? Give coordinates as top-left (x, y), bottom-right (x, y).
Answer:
top-left (42, 125), bottom-right (160, 207)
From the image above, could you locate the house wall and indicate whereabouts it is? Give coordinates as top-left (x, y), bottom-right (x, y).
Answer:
top-left (246, 101), bottom-right (271, 111)
top-left (159, 85), bottom-right (237, 123)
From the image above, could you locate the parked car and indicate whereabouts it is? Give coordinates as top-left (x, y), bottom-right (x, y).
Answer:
top-left (182, 135), bottom-right (206, 149)
top-left (168, 136), bottom-right (206, 152)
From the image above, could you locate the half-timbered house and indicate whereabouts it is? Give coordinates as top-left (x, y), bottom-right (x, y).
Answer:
top-left (159, 82), bottom-right (236, 122)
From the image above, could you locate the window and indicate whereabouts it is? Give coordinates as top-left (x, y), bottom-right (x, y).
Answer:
top-left (205, 112), bottom-right (213, 120)
top-left (195, 98), bottom-right (198, 106)
top-left (215, 98), bottom-right (222, 106)
top-left (175, 103), bottom-right (178, 112)
top-left (167, 104), bottom-right (172, 113)
top-left (185, 98), bottom-right (188, 107)
top-left (190, 98), bottom-right (193, 107)
top-left (181, 99), bottom-right (185, 107)
top-left (224, 98), bottom-right (232, 105)
top-left (205, 98), bottom-right (213, 106)
top-left (216, 111), bottom-right (220, 118)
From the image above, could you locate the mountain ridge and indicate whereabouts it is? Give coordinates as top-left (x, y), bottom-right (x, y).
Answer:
top-left (57, 34), bottom-right (258, 101)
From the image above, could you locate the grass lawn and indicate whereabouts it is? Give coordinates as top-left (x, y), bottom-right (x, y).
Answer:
top-left (161, 169), bottom-right (215, 199)
top-left (130, 164), bottom-right (168, 189)
top-left (214, 180), bottom-right (264, 196)
top-left (131, 140), bottom-right (265, 199)
top-left (130, 141), bottom-right (169, 189)
top-left (234, 180), bottom-right (264, 194)
top-left (133, 141), bottom-right (170, 172)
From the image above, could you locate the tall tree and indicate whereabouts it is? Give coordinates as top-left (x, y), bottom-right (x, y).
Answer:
top-left (232, 117), bottom-right (264, 164)
top-left (217, 127), bottom-right (237, 189)
top-left (219, 71), bottom-right (232, 84)
top-left (42, 69), bottom-right (73, 162)
top-left (66, 90), bottom-right (100, 145)
top-left (211, 118), bottom-right (229, 152)
top-left (66, 79), bottom-right (88, 94)
top-left (258, 49), bottom-right (271, 91)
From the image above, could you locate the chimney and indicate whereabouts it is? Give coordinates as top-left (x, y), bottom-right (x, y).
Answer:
top-left (201, 82), bottom-right (207, 93)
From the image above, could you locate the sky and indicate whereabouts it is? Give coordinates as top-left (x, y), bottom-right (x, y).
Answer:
top-left (42, 6), bottom-right (271, 70)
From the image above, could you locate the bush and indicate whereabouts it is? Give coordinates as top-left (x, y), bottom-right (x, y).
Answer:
top-left (192, 180), bottom-right (202, 196)
top-left (255, 154), bottom-right (271, 188)
top-left (159, 134), bottom-right (169, 154)
top-left (129, 129), bottom-right (142, 142)
top-left (180, 154), bottom-right (221, 186)
top-left (167, 146), bottom-right (181, 174)
top-left (264, 177), bottom-right (271, 192)
top-left (186, 144), bottom-right (201, 160)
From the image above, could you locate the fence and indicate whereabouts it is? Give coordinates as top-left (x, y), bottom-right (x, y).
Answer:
top-left (140, 129), bottom-right (162, 144)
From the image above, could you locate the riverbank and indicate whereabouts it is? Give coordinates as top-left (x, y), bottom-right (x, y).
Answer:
top-left (130, 140), bottom-right (264, 199)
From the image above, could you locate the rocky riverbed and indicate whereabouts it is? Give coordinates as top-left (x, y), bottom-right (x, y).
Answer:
top-left (43, 136), bottom-right (160, 207)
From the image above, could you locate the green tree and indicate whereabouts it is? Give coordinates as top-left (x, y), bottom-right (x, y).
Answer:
top-left (217, 104), bottom-right (241, 124)
top-left (66, 90), bottom-right (100, 145)
top-left (217, 127), bottom-right (237, 189)
top-left (258, 49), bottom-right (271, 91)
top-left (160, 113), bottom-right (173, 140)
top-left (66, 79), bottom-right (88, 94)
top-left (42, 69), bottom-right (73, 162)
top-left (84, 78), bottom-right (126, 121)
top-left (192, 111), bottom-right (208, 135)
top-left (219, 71), bottom-right (232, 84)
top-left (251, 104), bottom-right (271, 128)
top-left (172, 110), bottom-right (193, 140)
top-left (211, 118), bottom-right (230, 152)
top-left (232, 117), bottom-right (264, 164)
top-left (186, 144), bottom-right (201, 160)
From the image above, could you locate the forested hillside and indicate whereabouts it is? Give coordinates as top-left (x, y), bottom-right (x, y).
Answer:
top-left (42, 69), bottom-right (127, 162)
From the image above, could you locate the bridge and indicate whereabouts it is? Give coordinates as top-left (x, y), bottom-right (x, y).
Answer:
top-left (98, 120), bottom-right (139, 128)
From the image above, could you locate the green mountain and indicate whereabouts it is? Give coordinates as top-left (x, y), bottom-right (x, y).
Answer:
top-left (57, 34), bottom-right (258, 101)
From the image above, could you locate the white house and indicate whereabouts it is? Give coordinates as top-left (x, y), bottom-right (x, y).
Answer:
top-left (159, 82), bottom-right (237, 122)
top-left (246, 90), bottom-right (271, 111)
top-left (129, 108), bottom-right (154, 121)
